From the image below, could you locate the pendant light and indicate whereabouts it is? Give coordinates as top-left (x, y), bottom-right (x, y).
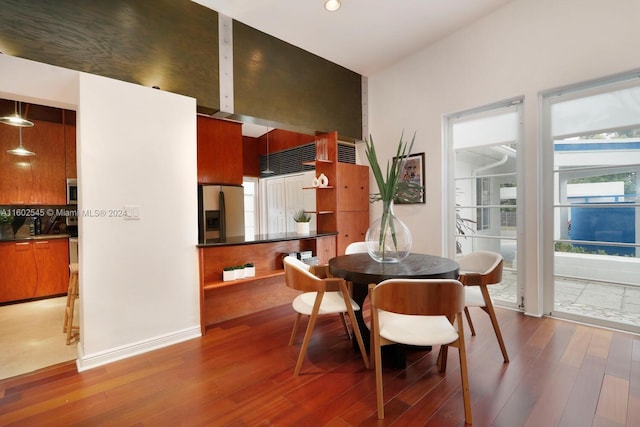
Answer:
top-left (262, 126), bottom-right (274, 175)
top-left (0, 101), bottom-right (34, 127)
top-left (7, 126), bottom-right (35, 156)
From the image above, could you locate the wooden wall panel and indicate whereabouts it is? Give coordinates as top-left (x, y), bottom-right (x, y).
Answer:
top-left (232, 21), bottom-right (363, 140)
top-left (0, 0), bottom-right (220, 112)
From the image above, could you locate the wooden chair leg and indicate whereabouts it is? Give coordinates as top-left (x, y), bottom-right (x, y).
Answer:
top-left (63, 292), bottom-right (72, 333)
top-left (294, 312), bottom-right (318, 376)
top-left (464, 307), bottom-right (476, 336)
top-left (343, 302), bottom-right (369, 369)
top-left (480, 285), bottom-right (509, 362)
top-left (288, 313), bottom-right (302, 346)
top-left (64, 267), bottom-right (79, 344)
top-left (456, 313), bottom-right (473, 425)
top-left (293, 292), bottom-right (325, 376)
top-left (65, 294), bottom-right (78, 345)
top-left (339, 312), bottom-right (352, 340)
top-left (438, 345), bottom-right (449, 373)
top-left (372, 311), bottom-right (385, 419)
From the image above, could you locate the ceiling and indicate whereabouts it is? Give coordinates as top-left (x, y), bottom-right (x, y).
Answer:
top-left (192, 0), bottom-right (513, 76)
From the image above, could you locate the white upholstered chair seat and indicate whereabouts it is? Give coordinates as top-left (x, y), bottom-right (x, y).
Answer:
top-left (377, 311), bottom-right (458, 347)
top-left (464, 286), bottom-right (485, 307)
top-left (293, 291), bottom-right (360, 315)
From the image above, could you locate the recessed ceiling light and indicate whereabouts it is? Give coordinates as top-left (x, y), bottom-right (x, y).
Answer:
top-left (324, 0), bottom-right (341, 12)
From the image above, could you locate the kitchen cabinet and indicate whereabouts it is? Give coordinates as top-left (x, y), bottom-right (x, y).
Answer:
top-left (65, 123), bottom-right (77, 179)
top-left (0, 120), bottom-right (66, 204)
top-left (197, 116), bottom-right (243, 185)
top-left (0, 242), bottom-right (37, 302)
top-left (0, 238), bottom-right (69, 304)
top-left (336, 211), bottom-right (369, 253)
top-left (33, 239), bottom-right (70, 297)
top-left (336, 163), bottom-right (369, 255)
top-left (337, 163), bottom-right (369, 212)
top-left (315, 235), bottom-right (336, 265)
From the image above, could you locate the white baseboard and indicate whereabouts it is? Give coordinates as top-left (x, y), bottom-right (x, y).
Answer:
top-left (75, 326), bottom-right (201, 372)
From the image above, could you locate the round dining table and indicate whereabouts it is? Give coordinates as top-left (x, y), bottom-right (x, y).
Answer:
top-left (329, 252), bottom-right (460, 366)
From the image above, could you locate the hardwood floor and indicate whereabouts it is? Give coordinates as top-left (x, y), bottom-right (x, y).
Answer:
top-left (1, 300), bottom-right (639, 426)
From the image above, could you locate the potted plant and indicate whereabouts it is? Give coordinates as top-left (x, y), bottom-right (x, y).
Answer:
top-left (293, 209), bottom-right (311, 234)
top-left (222, 266), bottom-right (235, 282)
top-left (234, 264), bottom-right (246, 279)
top-left (245, 262), bottom-right (255, 277)
top-left (364, 132), bottom-right (422, 262)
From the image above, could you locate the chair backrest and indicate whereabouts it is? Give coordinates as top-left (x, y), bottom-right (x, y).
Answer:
top-left (369, 279), bottom-right (464, 319)
top-left (457, 251), bottom-right (503, 285)
top-left (283, 256), bottom-right (326, 293)
top-left (345, 241), bottom-right (368, 255)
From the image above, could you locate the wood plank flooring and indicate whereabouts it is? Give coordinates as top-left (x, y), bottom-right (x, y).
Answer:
top-left (1, 300), bottom-right (639, 426)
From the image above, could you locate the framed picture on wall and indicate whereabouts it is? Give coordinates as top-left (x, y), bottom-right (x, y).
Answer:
top-left (394, 152), bottom-right (425, 204)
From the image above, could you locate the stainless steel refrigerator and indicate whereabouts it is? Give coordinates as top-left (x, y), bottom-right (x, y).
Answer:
top-left (198, 184), bottom-right (245, 243)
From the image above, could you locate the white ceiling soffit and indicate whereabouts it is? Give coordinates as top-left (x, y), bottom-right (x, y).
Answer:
top-left (192, 0), bottom-right (513, 76)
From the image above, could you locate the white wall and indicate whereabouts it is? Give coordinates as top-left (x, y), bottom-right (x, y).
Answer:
top-left (366, 0), bottom-right (640, 315)
top-left (0, 55), bottom-right (201, 371)
top-left (77, 73), bottom-right (200, 369)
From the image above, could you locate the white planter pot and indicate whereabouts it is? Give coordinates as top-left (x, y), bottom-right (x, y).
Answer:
top-left (296, 222), bottom-right (310, 234)
top-left (235, 268), bottom-right (246, 279)
top-left (245, 266), bottom-right (255, 277)
top-left (222, 270), bottom-right (235, 282)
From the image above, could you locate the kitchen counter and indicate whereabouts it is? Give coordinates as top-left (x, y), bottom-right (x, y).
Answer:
top-left (197, 231), bottom-right (337, 247)
top-left (0, 233), bottom-right (71, 243)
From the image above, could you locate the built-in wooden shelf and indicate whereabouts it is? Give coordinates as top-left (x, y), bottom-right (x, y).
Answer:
top-left (303, 186), bottom-right (334, 190)
top-left (203, 269), bottom-right (284, 290)
top-left (302, 159), bottom-right (333, 166)
top-left (305, 210), bottom-right (334, 215)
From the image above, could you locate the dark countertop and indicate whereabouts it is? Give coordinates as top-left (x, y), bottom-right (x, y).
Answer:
top-left (0, 233), bottom-right (71, 243)
top-left (197, 231), bottom-right (338, 247)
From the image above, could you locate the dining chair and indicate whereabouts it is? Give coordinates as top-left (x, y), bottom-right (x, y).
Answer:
top-left (457, 250), bottom-right (509, 362)
top-left (345, 241), bottom-right (368, 254)
top-left (283, 256), bottom-right (370, 375)
top-left (63, 263), bottom-right (79, 345)
top-left (369, 278), bottom-right (471, 423)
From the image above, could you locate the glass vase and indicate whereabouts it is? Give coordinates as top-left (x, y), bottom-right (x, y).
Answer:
top-left (365, 201), bottom-right (412, 263)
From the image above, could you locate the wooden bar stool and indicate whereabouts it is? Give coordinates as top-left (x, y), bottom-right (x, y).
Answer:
top-left (63, 263), bottom-right (79, 344)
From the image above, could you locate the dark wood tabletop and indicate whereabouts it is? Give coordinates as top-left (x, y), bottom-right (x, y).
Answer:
top-left (329, 252), bottom-right (460, 285)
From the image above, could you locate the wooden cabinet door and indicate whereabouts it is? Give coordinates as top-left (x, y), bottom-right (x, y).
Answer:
top-left (65, 124), bottom-right (77, 179)
top-left (336, 211), bottom-right (369, 255)
top-left (33, 239), bottom-right (69, 297)
top-left (0, 120), bottom-right (66, 204)
top-left (337, 163), bottom-right (369, 212)
top-left (0, 242), bottom-right (37, 302)
top-left (315, 235), bottom-right (336, 265)
top-left (197, 116), bottom-right (243, 185)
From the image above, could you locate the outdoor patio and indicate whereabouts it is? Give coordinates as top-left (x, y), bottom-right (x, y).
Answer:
top-left (491, 270), bottom-right (640, 329)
